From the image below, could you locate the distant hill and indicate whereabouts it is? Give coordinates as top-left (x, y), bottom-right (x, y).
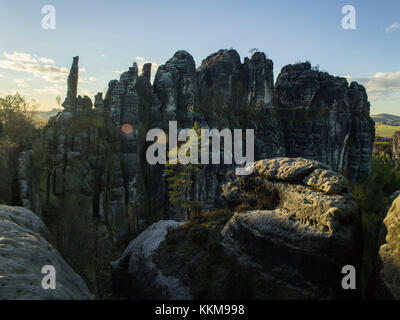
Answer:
top-left (34, 109), bottom-right (62, 120)
top-left (372, 113), bottom-right (400, 126)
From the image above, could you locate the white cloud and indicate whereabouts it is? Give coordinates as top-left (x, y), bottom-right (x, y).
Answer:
top-left (100, 54), bottom-right (106, 58)
top-left (347, 71), bottom-right (400, 101)
top-left (37, 57), bottom-right (55, 64)
top-left (14, 78), bottom-right (30, 88)
top-left (4, 52), bottom-right (37, 63)
top-left (80, 76), bottom-right (97, 83)
top-left (134, 57), bottom-right (160, 78)
top-left (34, 84), bottom-right (66, 95)
top-left (0, 88), bottom-right (19, 96)
top-left (0, 57), bottom-right (68, 83)
top-left (385, 22), bottom-right (400, 33)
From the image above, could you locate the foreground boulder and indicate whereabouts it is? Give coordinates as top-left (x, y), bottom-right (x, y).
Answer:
top-left (113, 158), bottom-right (362, 300)
top-left (111, 220), bottom-right (190, 300)
top-left (377, 192), bottom-right (400, 299)
top-left (221, 158), bottom-right (362, 299)
top-left (0, 206), bottom-right (92, 300)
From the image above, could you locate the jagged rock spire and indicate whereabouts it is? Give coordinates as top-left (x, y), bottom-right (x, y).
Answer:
top-left (62, 56), bottom-right (79, 112)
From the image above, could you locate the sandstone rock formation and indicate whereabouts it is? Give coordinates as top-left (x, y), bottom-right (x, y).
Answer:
top-left (112, 158), bottom-right (361, 299)
top-left (393, 131), bottom-right (400, 159)
top-left (377, 192), bottom-right (400, 299)
top-left (111, 220), bottom-right (191, 300)
top-left (17, 150), bottom-right (42, 217)
top-left (62, 56), bottom-right (79, 112)
top-left (35, 49), bottom-right (374, 247)
top-left (274, 63), bottom-right (375, 180)
top-left (0, 205), bottom-right (92, 300)
top-left (221, 157), bottom-right (361, 299)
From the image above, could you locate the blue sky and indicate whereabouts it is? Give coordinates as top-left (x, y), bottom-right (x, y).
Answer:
top-left (0, 0), bottom-right (400, 114)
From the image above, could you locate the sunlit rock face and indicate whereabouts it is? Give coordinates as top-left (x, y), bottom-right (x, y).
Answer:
top-left (377, 192), bottom-right (400, 299)
top-left (221, 158), bottom-right (362, 299)
top-left (112, 158), bottom-right (361, 300)
top-left (0, 205), bottom-right (92, 300)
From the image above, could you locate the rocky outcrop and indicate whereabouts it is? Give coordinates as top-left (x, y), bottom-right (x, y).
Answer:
top-left (17, 150), bottom-right (42, 217)
top-left (393, 131), bottom-right (400, 159)
top-left (38, 49), bottom-right (374, 242)
top-left (377, 192), bottom-right (400, 299)
top-left (221, 158), bottom-right (361, 299)
top-left (62, 56), bottom-right (79, 112)
top-left (0, 205), bottom-right (92, 300)
top-left (112, 158), bottom-right (362, 299)
top-left (274, 63), bottom-right (375, 181)
top-left (111, 220), bottom-right (190, 300)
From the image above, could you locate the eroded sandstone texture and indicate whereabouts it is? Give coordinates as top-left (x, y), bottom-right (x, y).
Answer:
top-left (0, 205), bottom-right (92, 300)
top-left (377, 193), bottom-right (400, 299)
top-left (35, 49), bottom-right (373, 243)
top-left (112, 158), bottom-right (361, 299)
top-left (221, 157), bottom-right (362, 299)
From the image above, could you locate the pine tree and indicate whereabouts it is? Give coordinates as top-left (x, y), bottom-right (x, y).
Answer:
top-left (165, 122), bottom-right (203, 219)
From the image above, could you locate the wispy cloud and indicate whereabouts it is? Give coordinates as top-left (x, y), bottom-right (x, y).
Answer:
top-left (346, 71), bottom-right (400, 101)
top-left (34, 84), bottom-right (66, 95)
top-left (37, 56), bottom-right (55, 64)
top-left (385, 22), bottom-right (400, 33)
top-left (14, 78), bottom-right (31, 88)
top-left (0, 52), bottom-right (69, 83)
top-left (0, 88), bottom-right (18, 96)
top-left (4, 52), bottom-right (37, 63)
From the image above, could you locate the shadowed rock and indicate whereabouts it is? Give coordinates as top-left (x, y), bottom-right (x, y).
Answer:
top-left (0, 205), bottom-right (93, 300)
top-left (62, 56), bottom-right (79, 112)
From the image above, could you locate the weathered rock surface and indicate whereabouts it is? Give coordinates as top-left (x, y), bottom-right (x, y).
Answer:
top-left (62, 56), bottom-right (79, 112)
top-left (0, 205), bottom-right (92, 300)
top-left (112, 158), bottom-right (362, 299)
top-left (393, 131), bottom-right (400, 159)
top-left (17, 150), bottom-right (42, 217)
top-left (111, 220), bottom-right (191, 300)
top-left (34, 50), bottom-right (373, 255)
top-left (275, 63), bottom-right (375, 181)
top-left (221, 157), bottom-right (361, 299)
top-left (377, 192), bottom-right (400, 299)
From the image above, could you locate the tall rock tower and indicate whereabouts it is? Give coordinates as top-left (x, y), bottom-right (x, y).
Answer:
top-left (62, 56), bottom-right (79, 112)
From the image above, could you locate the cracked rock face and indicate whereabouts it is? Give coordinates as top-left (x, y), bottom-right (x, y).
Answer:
top-left (378, 193), bottom-right (400, 299)
top-left (274, 63), bottom-right (375, 181)
top-left (0, 206), bottom-right (92, 300)
top-left (221, 158), bottom-right (361, 299)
